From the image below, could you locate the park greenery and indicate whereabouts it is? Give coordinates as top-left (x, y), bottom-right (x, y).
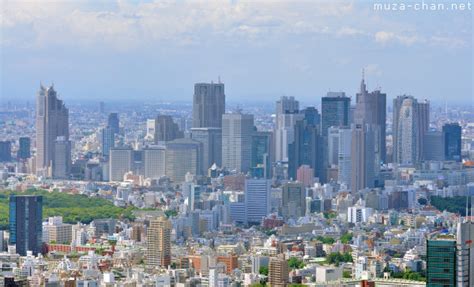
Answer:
top-left (315, 236), bottom-right (335, 245)
top-left (288, 257), bottom-right (305, 269)
top-left (391, 270), bottom-right (426, 282)
top-left (340, 232), bottom-right (353, 244)
top-left (0, 189), bottom-right (134, 229)
top-left (259, 266), bottom-right (268, 276)
top-left (325, 252), bottom-right (353, 266)
top-left (430, 196), bottom-right (471, 216)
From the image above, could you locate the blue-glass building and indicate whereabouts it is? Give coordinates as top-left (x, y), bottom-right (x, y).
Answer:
top-left (9, 195), bottom-right (43, 255)
top-left (442, 123), bottom-right (462, 162)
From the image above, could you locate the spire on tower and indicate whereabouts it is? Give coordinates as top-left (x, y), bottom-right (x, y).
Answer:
top-left (360, 68), bottom-right (367, 94)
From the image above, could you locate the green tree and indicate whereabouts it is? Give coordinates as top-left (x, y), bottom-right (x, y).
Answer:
top-left (288, 257), bottom-right (305, 269)
top-left (259, 266), bottom-right (269, 276)
top-left (340, 232), bottom-right (353, 244)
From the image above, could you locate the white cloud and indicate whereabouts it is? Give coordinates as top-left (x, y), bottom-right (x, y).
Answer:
top-left (0, 0), bottom-right (469, 51)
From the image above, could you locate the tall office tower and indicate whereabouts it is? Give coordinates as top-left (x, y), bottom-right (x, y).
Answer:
top-left (392, 95), bottom-right (429, 164)
top-left (251, 130), bottom-right (273, 178)
top-left (457, 220), bottom-right (474, 286)
top-left (146, 217), bottom-right (172, 267)
top-left (17, 137), bottom-right (31, 160)
top-left (354, 76), bottom-right (386, 163)
top-left (52, 136), bottom-right (71, 179)
top-left (165, 138), bottom-right (202, 183)
top-left (443, 123), bottom-right (462, 162)
top-left (154, 115), bottom-right (184, 143)
top-left (192, 82), bottom-right (225, 128)
top-left (338, 127), bottom-right (352, 187)
top-left (268, 255), bottom-right (289, 287)
top-left (143, 147), bottom-right (166, 179)
top-left (191, 128), bottom-right (222, 172)
top-left (107, 113), bottom-right (120, 135)
top-left (351, 124), bottom-right (376, 193)
top-left (274, 96), bottom-right (303, 162)
top-left (146, 119), bottom-right (156, 140)
top-left (222, 112), bottom-right (254, 173)
top-left (288, 109), bottom-right (323, 181)
top-left (321, 92), bottom-right (350, 136)
top-left (0, 141), bottom-right (12, 162)
top-left (109, 147), bottom-right (133, 181)
top-left (423, 131), bottom-right (444, 161)
top-left (395, 97), bottom-right (420, 166)
top-left (426, 239), bottom-right (457, 286)
top-left (36, 85), bottom-right (69, 175)
top-left (245, 179), bottom-right (271, 225)
top-left (327, 127), bottom-right (340, 166)
top-left (101, 127), bottom-right (115, 158)
top-left (9, 195), bottom-right (43, 256)
top-left (281, 182), bottom-right (305, 219)
top-left (417, 99), bottom-right (430, 158)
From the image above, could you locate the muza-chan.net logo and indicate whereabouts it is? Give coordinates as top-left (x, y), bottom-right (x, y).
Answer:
top-left (374, 1), bottom-right (472, 11)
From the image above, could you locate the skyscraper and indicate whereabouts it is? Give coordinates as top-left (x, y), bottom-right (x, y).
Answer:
top-left (222, 112), bottom-right (254, 173)
top-left (165, 138), bottom-right (202, 182)
top-left (321, 92), bottom-right (350, 136)
top-left (351, 123), bottom-right (376, 192)
top-left (288, 108), bottom-right (323, 181)
top-left (395, 97), bottom-right (420, 165)
top-left (154, 115), bottom-right (184, 143)
top-left (101, 126), bottom-right (115, 158)
top-left (0, 141), bottom-right (12, 162)
top-left (281, 182), bottom-right (305, 219)
top-left (245, 179), bottom-right (271, 225)
top-left (192, 82), bottom-right (225, 128)
top-left (274, 96), bottom-right (303, 162)
top-left (9, 195), bottom-right (43, 256)
top-left (107, 113), bottom-right (120, 135)
top-left (251, 130), bottom-right (273, 179)
top-left (17, 137), bottom-right (31, 160)
top-left (392, 95), bottom-right (429, 165)
top-left (337, 127), bottom-right (352, 187)
top-left (146, 217), bottom-right (172, 267)
top-left (443, 123), bottom-right (462, 162)
top-left (52, 136), bottom-right (71, 179)
top-left (36, 84), bottom-right (69, 176)
top-left (354, 76), bottom-right (386, 164)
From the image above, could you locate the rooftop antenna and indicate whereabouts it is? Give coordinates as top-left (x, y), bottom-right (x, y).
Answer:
top-left (218, 75), bottom-right (221, 84)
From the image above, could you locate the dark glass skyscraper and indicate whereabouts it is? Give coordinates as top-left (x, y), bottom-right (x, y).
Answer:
top-left (288, 108), bottom-right (323, 181)
top-left (0, 141), bottom-right (12, 162)
top-left (443, 123), bottom-right (462, 162)
top-left (321, 92), bottom-right (350, 136)
top-left (9, 195), bottom-right (43, 256)
top-left (17, 137), bottom-right (31, 160)
top-left (192, 82), bottom-right (225, 129)
top-left (426, 239), bottom-right (457, 286)
top-left (108, 113), bottom-right (120, 135)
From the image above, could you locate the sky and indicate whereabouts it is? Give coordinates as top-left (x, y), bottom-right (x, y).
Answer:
top-left (0, 0), bottom-right (472, 105)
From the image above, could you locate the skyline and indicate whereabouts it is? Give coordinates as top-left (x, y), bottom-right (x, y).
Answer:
top-left (1, 0), bottom-right (472, 103)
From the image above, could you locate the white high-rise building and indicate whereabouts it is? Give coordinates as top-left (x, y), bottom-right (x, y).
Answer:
top-left (327, 127), bottom-right (340, 167)
top-left (222, 112), bottom-right (254, 173)
top-left (274, 96), bottom-right (303, 162)
top-left (396, 97), bottom-right (419, 165)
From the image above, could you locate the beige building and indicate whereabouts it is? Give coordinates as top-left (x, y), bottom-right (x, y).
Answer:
top-left (146, 217), bottom-right (172, 267)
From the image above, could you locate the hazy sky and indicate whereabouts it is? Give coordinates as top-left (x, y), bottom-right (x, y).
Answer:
top-left (1, 0), bottom-right (472, 104)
